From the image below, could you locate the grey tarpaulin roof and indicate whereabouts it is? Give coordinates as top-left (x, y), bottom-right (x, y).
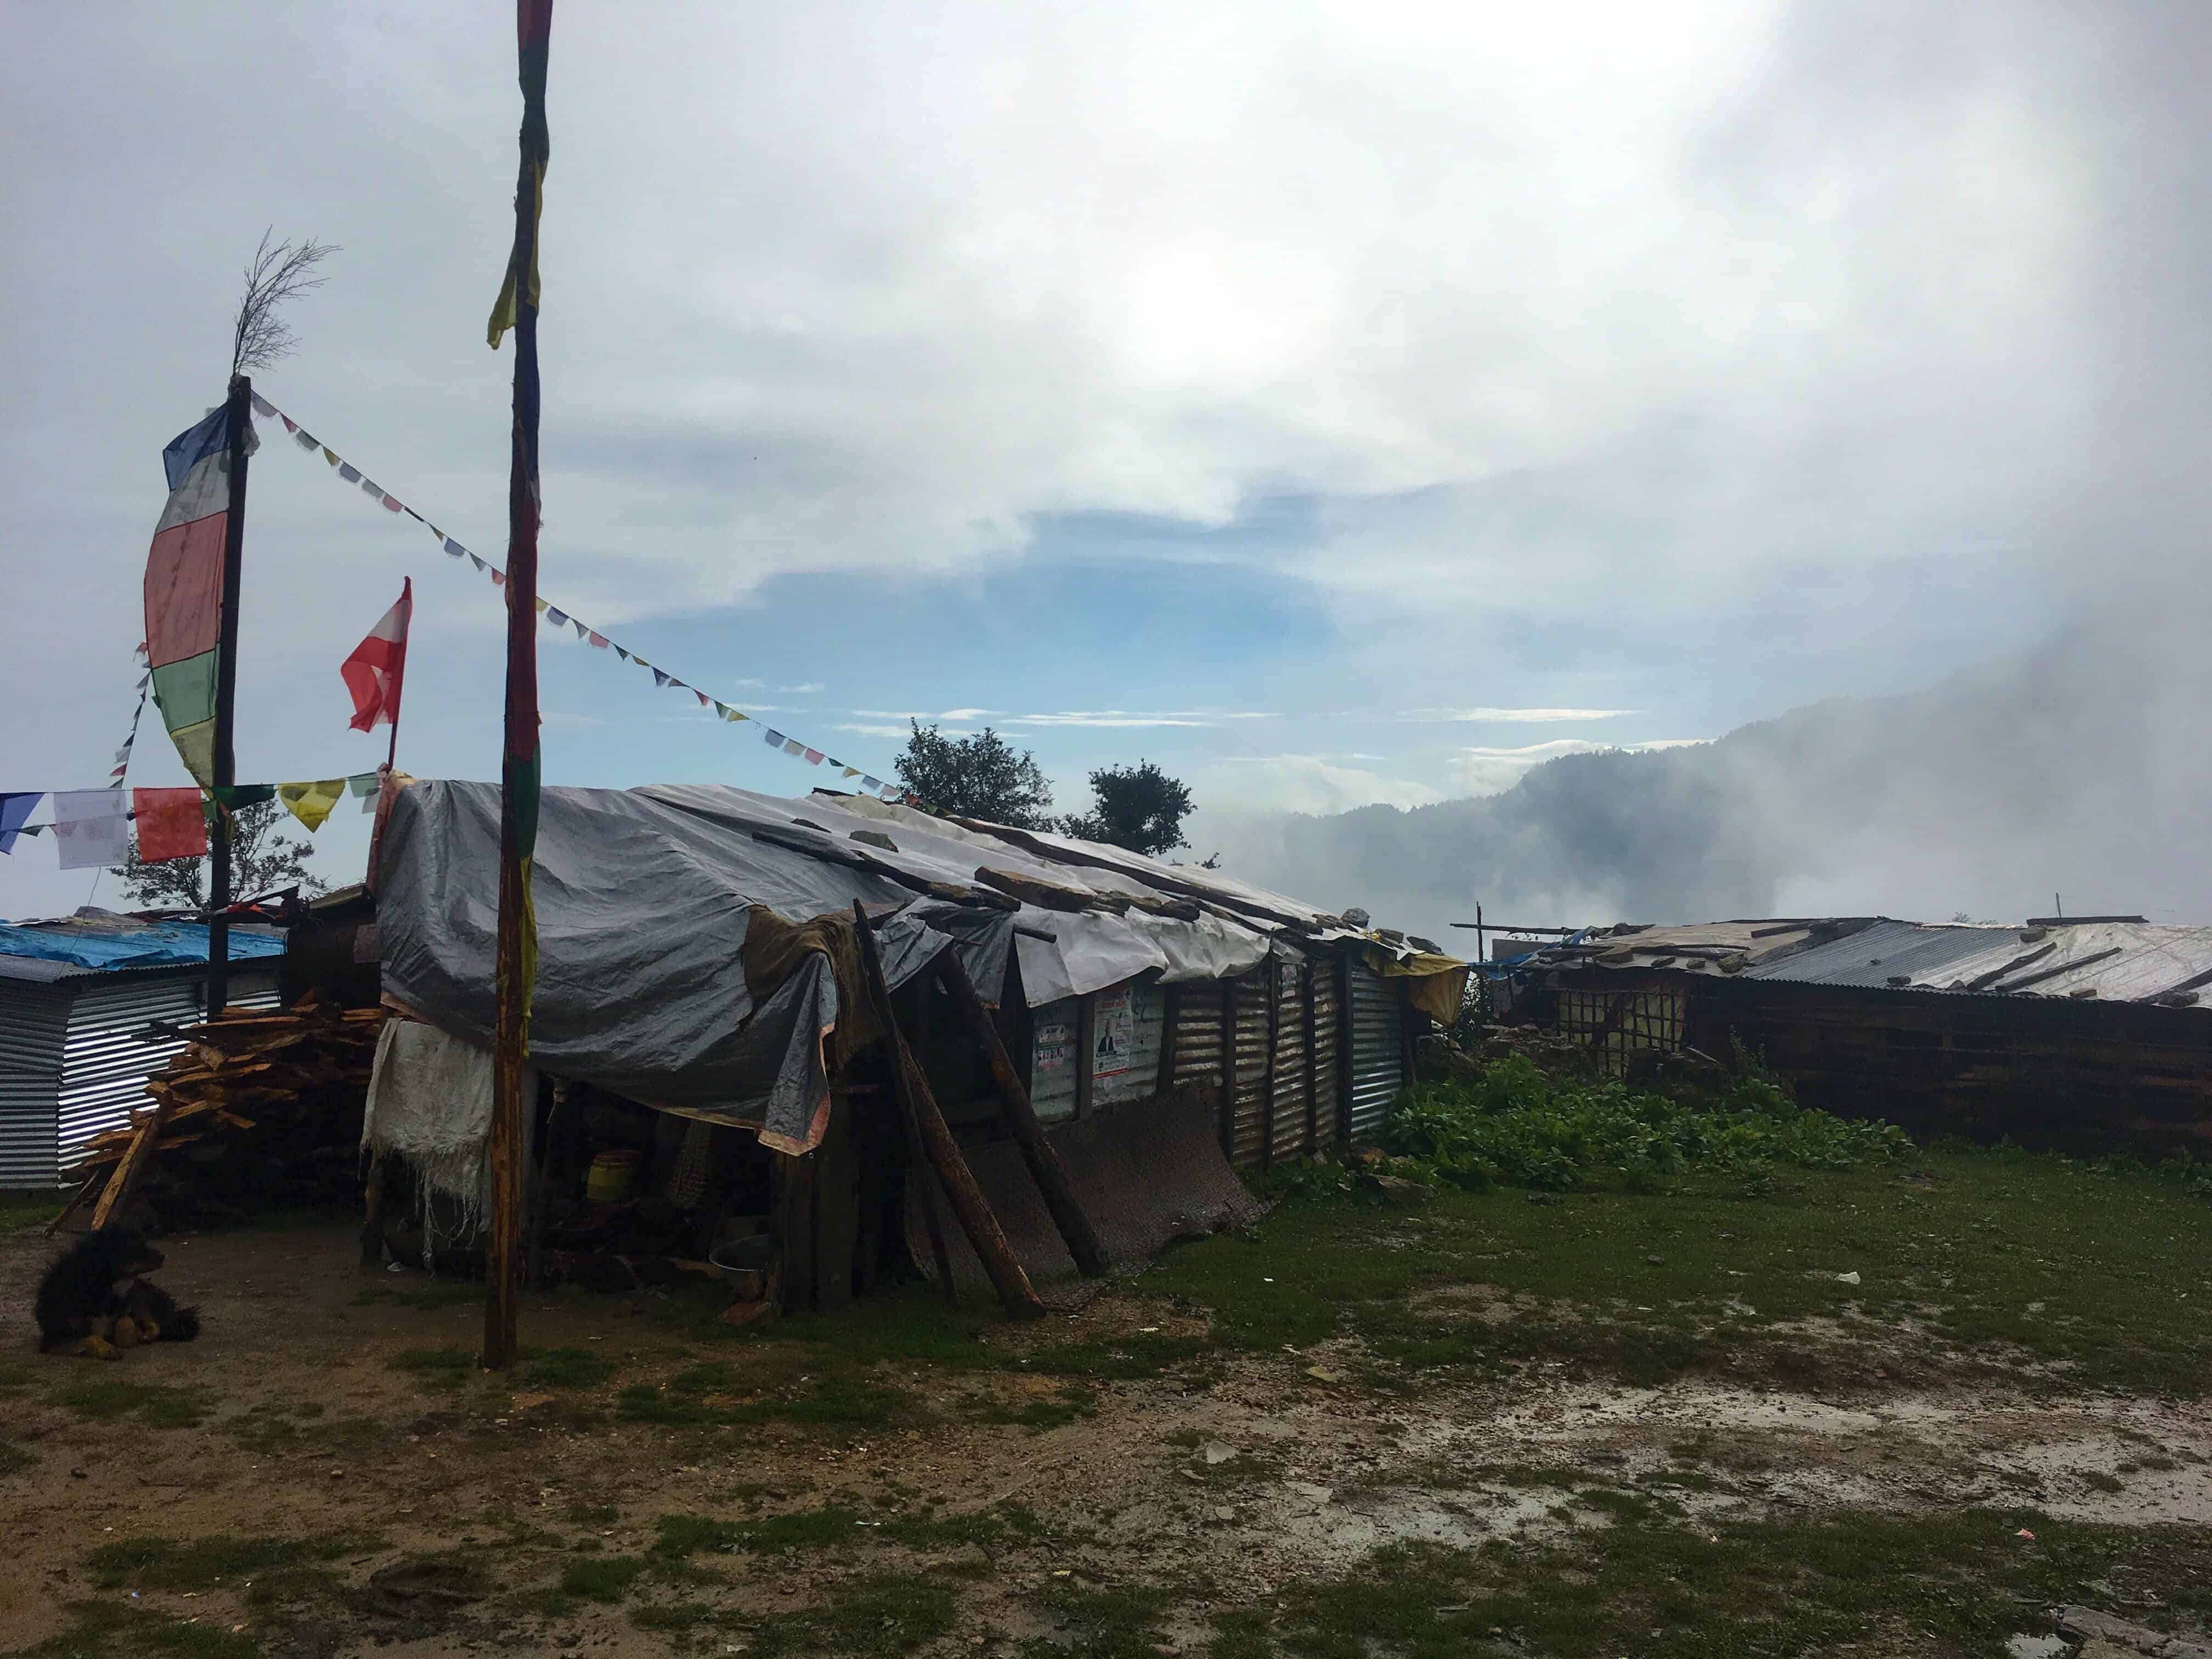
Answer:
top-left (1740, 920), bottom-right (2013, 988)
top-left (376, 781), bottom-right (1014, 1151)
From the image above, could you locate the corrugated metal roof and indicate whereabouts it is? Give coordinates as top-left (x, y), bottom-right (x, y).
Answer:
top-left (1741, 921), bottom-right (2013, 988)
top-left (0, 917), bottom-right (284, 981)
top-left (1540, 915), bottom-right (2212, 1007)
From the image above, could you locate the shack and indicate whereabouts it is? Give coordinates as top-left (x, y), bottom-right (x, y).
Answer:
top-left (351, 780), bottom-right (1466, 1313)
top-left (0, 913), bottom-right (283, 1190)
top-left (1514, 916), bottom-right (2212, 1155)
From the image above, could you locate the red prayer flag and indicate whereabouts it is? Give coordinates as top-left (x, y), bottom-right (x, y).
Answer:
top-left (132, 787), bottom-right (208, 862)
top-left (342, 578), bottom-right (413, 732)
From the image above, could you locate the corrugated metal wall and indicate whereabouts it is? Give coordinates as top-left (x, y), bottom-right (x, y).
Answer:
top-left (55, 971), bottom-right (278, 1177)
top-left (0, 983), bottom-right (71, 1190)
top-left (1028, 996), bottom-right (1080, 1124)
top-left (1171, 981), bottom-right (1226, 1088)
top-left (1091, 979), bottom-right (1165, 1112)
top-left (1310, 954), bottom-right (1341, 1149)
top-left (1230, 974), bottom-right (1271, 1166)
top-left (1346, 958), bottom-right (1403, 1146)
top-left (1268, 955), bottom-right (1308, 1163)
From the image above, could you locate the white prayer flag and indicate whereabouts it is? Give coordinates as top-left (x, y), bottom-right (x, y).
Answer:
top-left (52, 791), bottom-right (131, 871)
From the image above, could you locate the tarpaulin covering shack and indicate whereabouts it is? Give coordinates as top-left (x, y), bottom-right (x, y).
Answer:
top-left (370, 779), bottom-right (1468, 1310)
top-left (375, 781), bottom-right (1013, 1153)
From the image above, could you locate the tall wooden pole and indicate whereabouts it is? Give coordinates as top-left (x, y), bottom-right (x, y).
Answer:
top-left (484, 0), bottom-right (554, 1370)
top-left (205, 371), bottom-right (251, 1014)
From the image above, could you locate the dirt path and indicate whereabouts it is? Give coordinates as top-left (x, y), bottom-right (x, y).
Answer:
top-left (3, 1222), bottom-right (2209, 1657)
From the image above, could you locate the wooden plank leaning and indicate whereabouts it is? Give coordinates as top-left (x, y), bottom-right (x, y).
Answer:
top-left (851, 902), bottom-right (1045, 1319)
top-left (933, 950), bottom-right (1110, 1277)
top-left (89, 1101), bottom-right (169, 1232)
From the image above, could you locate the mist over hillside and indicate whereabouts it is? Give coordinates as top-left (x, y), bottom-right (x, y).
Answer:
top-left (1210, 619), bottom-right (2211, 942)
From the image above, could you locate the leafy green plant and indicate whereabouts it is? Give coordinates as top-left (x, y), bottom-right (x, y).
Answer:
top-left (1379, 1054), bottom-right (1909, 1193)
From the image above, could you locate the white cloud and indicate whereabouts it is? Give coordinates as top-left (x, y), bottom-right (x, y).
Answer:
top-left (1198, 753), bottom-right (1444, 817)
top-left (1003, 710), bottom-right (1279, 728)
top-left (1448, 737), bottom-right (1711, 794)
top-left (1399, 707), bottom-right (1639, 723)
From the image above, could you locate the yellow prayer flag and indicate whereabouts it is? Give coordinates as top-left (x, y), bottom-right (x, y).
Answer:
top-left (723, 707), bottom-right (747, 723)
top-left (323, 447), bottom-right (340, 467)
top-left (278, 778), bottom-right (347, 833)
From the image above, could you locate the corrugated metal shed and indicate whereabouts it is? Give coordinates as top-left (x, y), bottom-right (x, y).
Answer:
top-left (0, 916), bottom-right (285, 1189)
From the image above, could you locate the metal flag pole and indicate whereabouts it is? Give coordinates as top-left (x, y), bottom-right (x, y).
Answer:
top-left (484, 0), bottom-right (554, 1372)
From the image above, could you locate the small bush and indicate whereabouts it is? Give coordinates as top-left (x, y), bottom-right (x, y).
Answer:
top-left (1379, 1055), bottom-right (1909, 1194)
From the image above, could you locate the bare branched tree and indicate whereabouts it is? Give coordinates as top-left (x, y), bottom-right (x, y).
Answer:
top-left (229, 228), bottom-right (339, 376)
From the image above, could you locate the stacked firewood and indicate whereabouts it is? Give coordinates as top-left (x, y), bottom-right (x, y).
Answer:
top-left (63, 995), bottom-right (387, 1230)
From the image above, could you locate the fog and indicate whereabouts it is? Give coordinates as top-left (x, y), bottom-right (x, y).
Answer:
top-left (1208, 613), bottom-right (2212, 941)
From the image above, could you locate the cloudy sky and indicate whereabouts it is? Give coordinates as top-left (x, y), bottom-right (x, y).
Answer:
top-left (3, 1), bottom-right (2204, 921)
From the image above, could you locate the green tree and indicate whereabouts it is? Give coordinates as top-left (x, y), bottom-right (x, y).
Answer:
top-left (114, 798), bottom-right (329, 910)
top-left (893, 722), bottom-right (1056, 828)
top-left (1059, 760), bottom-right (1195, 856)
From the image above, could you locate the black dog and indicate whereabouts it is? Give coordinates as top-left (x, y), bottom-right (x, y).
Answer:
top-left (35, 1227), bottom-right (200, 1359)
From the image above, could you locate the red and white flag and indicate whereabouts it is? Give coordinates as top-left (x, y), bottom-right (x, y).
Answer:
top-left (342, 578), bottom-right (413, 732)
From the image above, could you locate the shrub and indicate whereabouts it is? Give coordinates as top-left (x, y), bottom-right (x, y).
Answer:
top-left (1379, 1055), bottom-right (1909, 1193)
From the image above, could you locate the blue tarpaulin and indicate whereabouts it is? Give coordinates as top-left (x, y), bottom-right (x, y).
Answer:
top-left (0, 920), bottom-right (284, 973)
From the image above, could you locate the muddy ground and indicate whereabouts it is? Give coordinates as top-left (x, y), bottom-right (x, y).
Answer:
top-left (2, 1211), bottom-right (2210, 1658)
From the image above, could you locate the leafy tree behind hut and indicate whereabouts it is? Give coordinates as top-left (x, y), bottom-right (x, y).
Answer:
top-left (894, 722), bottom-right (1058, 828)
top-left (114, 798), bottom-right (329, 910)
top-left (1059, 760), bottom-right (1194, 857)
top-left (893, 723), bottom-right (1197, 857)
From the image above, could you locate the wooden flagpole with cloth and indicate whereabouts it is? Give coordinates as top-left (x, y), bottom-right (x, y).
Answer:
top-left (483, 0), bottom-right (554, 1371)
top-left (341, 577), bottom-right (414, 772)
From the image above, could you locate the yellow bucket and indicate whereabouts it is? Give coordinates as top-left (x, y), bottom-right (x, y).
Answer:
top-left (586, 1149), bottom-right (641, 1203)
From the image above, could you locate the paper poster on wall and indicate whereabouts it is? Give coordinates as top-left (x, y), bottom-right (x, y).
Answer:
top-left (1093, 984), bottom-right (1136, 1079)
top-left (1034, 1015), bottom-right (1075, 1077)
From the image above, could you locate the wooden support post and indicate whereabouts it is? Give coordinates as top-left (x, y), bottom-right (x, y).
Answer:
top-left (90, 1102), bottom-right (168, 1231)
top-left (935, 951), bottom-right (1110, 1277)
top-left (1220, 979), bottom-right (1238, 1160)
top-left (1302, 960), bottom-right (1319, 1155)
top-left (1334, 957), bottom-right (1355, 1150)
top-left (1154, 984), bottom-right (1181, 1099)
top-left (853, 904), bottom-right (1044, 1319)
top-left (1074, 994), bottom-right (1096, 1120)
top-left (1262, 962), bottom-right (1280, 1169)
top-left (526, 1080), bottom-right (566, 1291)
top-left (360, 1151), bottom-right (386, 1267)
top-left (46, 1169), bottom-right (106, 1237)
top-left (206, 373), bottom-right (252, 1017)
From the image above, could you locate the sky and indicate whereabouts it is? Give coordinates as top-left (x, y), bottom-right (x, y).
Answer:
top-left (3, 1), bottom-right (2206, 926)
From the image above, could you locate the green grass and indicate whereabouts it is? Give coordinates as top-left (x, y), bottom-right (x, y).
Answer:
top-left (388, 1345), bottom-right (476, 1384)
top-left (351, 1277), bottom-right (482, 1311)
top-left (1122, 1136), bottom-right (2212, 1393)
top-left (566, 1502), bottom-right (619, 1526)
top-left (1221, 1510), bottom-right (2212, 1658)
top-left (0, 1192), bottom-right (65, 1235)
top-left (651, 1503), bottom-right (1041, 1563)
top-left (616, 1373), bottom-right (909, 1429)
top-left (515, 1347), bottom-right (617, 1389)
top-left (751, 1571), bottom-right (957, 1657)
top-left (961, 1383), bottom-right (1097, 1430)
top-left (89, 1533), bottom-right (377, 1591)
top-left (4, 1599), bottom-right (260, 1659)
top-left (557, 1554), bottom-right (648, 1602)
top-left (0, 1440), bottom-right (29, 1476)
top-left (53, 1380), bottom-right (207, 1427)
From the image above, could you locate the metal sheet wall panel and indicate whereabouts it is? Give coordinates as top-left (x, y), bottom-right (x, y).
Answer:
top-left (0, 982), bottom-right (71, 1190)
top-left (1231, 974), bottom-right (1271, 1166)
top-left (56, 972), bottom-right (278, 1173)
top-left (1269, 956), bottom-right (1308, 1161)
top-left (1171, 983), bottom-right (1226, 1087)
top-left (1310, 958), bottom-right (1342, 1148)
top-left (1346, 959), bottom-right (1403, 1146)
top-left (1028, 997), bottom-right (1081, 1124)
top-left (1092, 979), bottom-right (1166, 1112)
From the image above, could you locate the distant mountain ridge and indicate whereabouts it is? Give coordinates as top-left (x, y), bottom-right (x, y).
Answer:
top-left (1216, 621), bottom-right (2203, 939)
